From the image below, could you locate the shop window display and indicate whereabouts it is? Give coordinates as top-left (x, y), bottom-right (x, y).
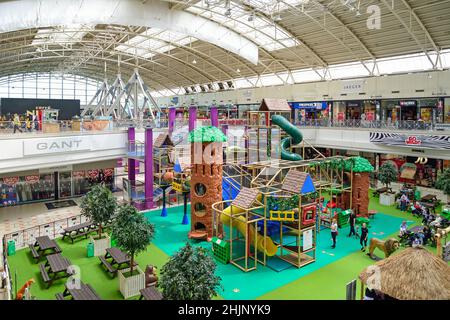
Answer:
top-left (0, 174), bottom-right (54, 207)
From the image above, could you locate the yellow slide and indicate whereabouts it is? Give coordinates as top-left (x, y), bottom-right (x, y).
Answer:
top-left (221, 206), bottom-right (278, 256)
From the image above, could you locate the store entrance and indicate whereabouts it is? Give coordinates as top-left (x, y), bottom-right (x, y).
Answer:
top-left (400, 106), bottom-right (417, 121)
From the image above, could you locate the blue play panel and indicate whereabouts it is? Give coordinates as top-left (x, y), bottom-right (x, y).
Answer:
top-left (144, 206), bottom-right (403, 300)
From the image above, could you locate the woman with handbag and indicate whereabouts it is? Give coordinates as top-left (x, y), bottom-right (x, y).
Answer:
top-left (331, 218), bottom-right (338, 249)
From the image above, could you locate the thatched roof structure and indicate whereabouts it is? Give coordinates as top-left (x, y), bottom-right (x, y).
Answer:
top-left (359, 247), bottom-right (450, 300)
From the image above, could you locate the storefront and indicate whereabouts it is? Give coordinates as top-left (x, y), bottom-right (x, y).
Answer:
top-left (237, 104), bottom-right (259, 120)
top-left (217, 105), bottom-right (238, 119)
top-left (379, 155), bottom-right (443, 188)
top-left (332, 100), bottom-right (379, 121)
top-left (290, 101), bottom-right (330, 123)
top-left (381, 98), bottom-right (443, 122)
top-left (0, 160), bottom-right (116, 207)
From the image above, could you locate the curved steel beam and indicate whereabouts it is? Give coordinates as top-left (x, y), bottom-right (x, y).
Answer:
top-left (0, 0), bottom-right (258, 64)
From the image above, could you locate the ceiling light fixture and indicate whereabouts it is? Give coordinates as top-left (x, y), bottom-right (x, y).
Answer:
top-left (236, 68), bottom-right (241, 73)
top-left (192, 59), bottom-right (197, 64)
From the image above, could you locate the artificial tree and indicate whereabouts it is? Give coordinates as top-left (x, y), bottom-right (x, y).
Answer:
top-left (378, 161), bottom-right (398, 206)
top-left (112, 204), bottom-right (155, 276)
top-left (159, 242), bottom-right (222, 300)
top-left (378, 161), bottom-right (398, 190)
top-left (80, 184), bottom-right (117, 239)
top-left (436, 168), bottom-right (450, 204)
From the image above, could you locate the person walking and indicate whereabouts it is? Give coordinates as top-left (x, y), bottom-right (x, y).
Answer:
top-left (331, 218), bottom-right (338, 249)
top-left (348, 210), bottom-right (356, 238)
top-left (13, 114), bottom-right (23, 133)
top-left (360, 222), bottom-right (369, 252)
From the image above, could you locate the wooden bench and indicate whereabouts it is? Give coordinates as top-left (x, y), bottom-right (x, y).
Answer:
top-left (29, 244), bottom-right (40, 261)
top-left (55, 292), bottom-right (65, 300)
top-left (99, 256), bottom-right (117, 277)
top-left (39, 263), bottom-right (51, 287)
top-left (61, 222), bottom-right (96, 244)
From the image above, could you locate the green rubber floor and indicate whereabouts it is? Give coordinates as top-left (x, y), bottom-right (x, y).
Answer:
top-left (7, 194), bottom-right (429, 300)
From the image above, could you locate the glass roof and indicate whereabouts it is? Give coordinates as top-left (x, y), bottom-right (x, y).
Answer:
top-left (243, 0), bottom-right (311, 15)
top-left (31, 24), bottom-right (93, 46)
top-left (115, 27), bottom-right (196, 59)
top-left (187, 1), bottom-right (300, 51)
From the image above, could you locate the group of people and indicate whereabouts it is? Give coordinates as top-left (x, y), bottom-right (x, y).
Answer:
top-left (329, 210), bottom-right (369, 252)
top-left (0, 113), bottom-right (38, 133)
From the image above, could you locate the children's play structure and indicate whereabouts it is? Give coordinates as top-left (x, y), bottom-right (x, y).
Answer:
top-left (119, 98), bottom-right (376, 273)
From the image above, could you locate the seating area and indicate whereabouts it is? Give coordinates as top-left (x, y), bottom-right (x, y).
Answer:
top-left (61, 221), bottom-right (97, 244)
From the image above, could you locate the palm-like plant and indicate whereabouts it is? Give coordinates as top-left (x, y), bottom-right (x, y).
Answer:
top-left (436, 168), bottom-right (450, 203)
top-left (378, 161), bottom-right (398, 190)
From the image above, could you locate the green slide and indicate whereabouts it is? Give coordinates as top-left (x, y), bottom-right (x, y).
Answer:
top-left (271, 115), bottom-right (303, 161)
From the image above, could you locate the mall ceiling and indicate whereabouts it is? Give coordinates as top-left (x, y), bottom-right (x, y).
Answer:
top-left (0, 0), bottom-right (449, 94)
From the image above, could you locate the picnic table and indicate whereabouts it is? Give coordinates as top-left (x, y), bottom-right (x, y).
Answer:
top-left (61, 221), bottom-right (97, 244)
top-left (420, 194), bottom-right (438, 203)
top-left (139, 286), bottom-right (163, 300)
top-left (57, 281), bottom-right (101, 300)
top-left (373, 187), bottom-right (392, 197)
top-left (99, 247), bottom-right (137, 277)
top-left (368, 210), bottom-right (377, 219)
top-left (40, 253), bottom-right (73, 288)
top-left (29, 235), bottom-right (62, 262)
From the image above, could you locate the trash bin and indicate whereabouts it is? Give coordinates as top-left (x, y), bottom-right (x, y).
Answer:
top-left (87, 242), bottom-right (94, 258)
top-left (414, 190), bottom-right (421, 201)
top-left (7, 240), bottom-right (15, 256)
top-left (110, 238), bottom-right (117, 247)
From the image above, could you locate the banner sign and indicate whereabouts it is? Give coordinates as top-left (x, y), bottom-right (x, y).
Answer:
top-left (370, 132), bottom-right (450, 150)
top-left (290, 102), bottom-right (327, 110)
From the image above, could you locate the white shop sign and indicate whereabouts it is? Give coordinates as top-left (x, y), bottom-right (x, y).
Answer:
top-left (39, 165), bottom-right (73, 174)
top-left (342, 79), bottom-right (365, 93)
top-left (23, 137), bottom-right (91, 156)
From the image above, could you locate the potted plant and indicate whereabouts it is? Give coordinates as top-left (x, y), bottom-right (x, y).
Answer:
top-left (159, 242), bottom-right (222, 300)
top-left (436, 168), bottom-right (450, 206)
top-left (378, 161), bottom-right (398, 206)
top-left (80, 184), bottom-right (117, 256)
top-left (112, 204), bottom-right (155, 299)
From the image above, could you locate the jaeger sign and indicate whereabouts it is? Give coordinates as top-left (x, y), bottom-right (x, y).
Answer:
top-left (23, 137), bottom-right (91, 156)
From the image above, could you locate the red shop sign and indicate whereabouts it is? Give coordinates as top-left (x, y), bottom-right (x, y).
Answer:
top-left (3, 176), bottom-right (19, 186)
top-left (405, 136), bottom-right (422, 146)
top-left (104, 168), bottom-right (114, 177)
top-left (87, 170), bottom-right (99, 178)
top-left (25, 175), bottom-right (40, 184)
top-left (72, 171), bottom-right (85, 178)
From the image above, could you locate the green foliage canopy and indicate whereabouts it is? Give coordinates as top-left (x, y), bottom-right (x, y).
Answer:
top-left (378, 161), bottom-right (398, 188)
top-left (80, 184), bottom-right (117, 237)
top-left (159, 242), bottom-right (222, 300)
top-left (111, 205), bottom-right (155, 274)
top-left (436, 168), bottom-right (450, 196)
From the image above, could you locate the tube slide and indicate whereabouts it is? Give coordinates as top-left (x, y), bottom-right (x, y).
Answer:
top-left (221, 206), bottom-right (278, 256)
top-left (271, 115), bottom-right (303, 161)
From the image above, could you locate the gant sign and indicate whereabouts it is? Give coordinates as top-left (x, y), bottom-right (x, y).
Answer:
top-left (24, 137), bottom-right (91, 156)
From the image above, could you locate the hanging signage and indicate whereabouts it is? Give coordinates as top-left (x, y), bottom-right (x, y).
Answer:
top-left (25, 175), bottom-right (40, 184)
top-left (2, 176), bottom-right (19, 186)
top-left (337, 112), bottom-right (345, 121)
top-left (370, 132), bottom-right (450, 150)
top-left (365, 112), bottom-right (375, 121)
top-left (342, 79), bottom-right (365, 93)
top-left (23, 137), bottom-right (91, 156)
top-left (104, 168), bottom-right (114, 177)
top-left (346, 101), bottom-right (361, 108)
top-left (290, 102), bottom-right (328, 110)
top-left (39, 165), bottom-right (73, 174)
top-left (87, 170), bottom-right (99, 178)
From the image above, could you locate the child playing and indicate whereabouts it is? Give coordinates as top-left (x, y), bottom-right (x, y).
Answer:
top-left (360, 222), bottom-right (369, 252)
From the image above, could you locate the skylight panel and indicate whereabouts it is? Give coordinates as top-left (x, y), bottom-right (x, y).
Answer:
top-left (32, 25), bottom-right (92, 46)
top-left (186, 2), bottom-right (300, 52)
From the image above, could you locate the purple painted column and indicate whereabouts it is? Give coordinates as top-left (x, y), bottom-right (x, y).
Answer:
top-left (189, 105), bottom-right (197, 132)
top-left (168, 107), bottom-right (176, 135)
top-left (127, 127), bottom-right (136, 183)
top-left (145, 127), bottom-right (154, 210)
top-left (210, 105), bottom-right (219, 127)
top-left (221, 124), bottom-right (228, 135)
